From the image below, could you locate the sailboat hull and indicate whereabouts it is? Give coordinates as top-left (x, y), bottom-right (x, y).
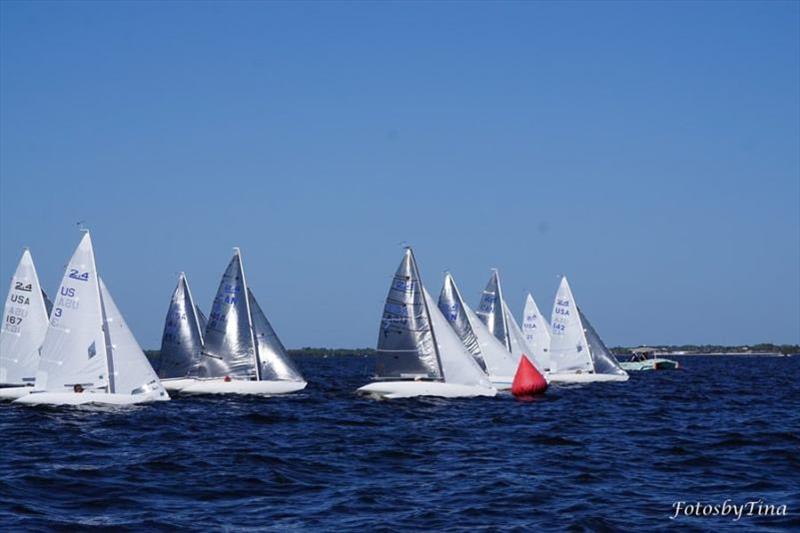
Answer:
top-left (161, 378), bottom-right (201, 392)
top-left (547, 372), bottom-right (629, 383)
top-left (13, 390), bottom-right (170, 406)
top-left (488, 376), bottom-right (515, 390)
top-left (357, 381), bottom-right (497, 399)
top-left (179, 379), bottom-right (307, 395)
top-left (0, 386), bottom-right (33, 400)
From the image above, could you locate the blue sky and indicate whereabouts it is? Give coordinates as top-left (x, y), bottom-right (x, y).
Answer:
top-left (1, 1), bottom-right (798, 348)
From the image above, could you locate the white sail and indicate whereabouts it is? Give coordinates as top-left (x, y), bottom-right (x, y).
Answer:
top-left (0, 249), bottom-right (50, 385)
top-left (423, 288), bottom-right (492, 388)
top-left (35, 232), bottom-right (111, 392)
top-left (549, 277), bottom-right (593, 373)
top-left (504, 300), bottom-right (549, 372)
top-left (99, 278), bottom-right (166, 396)
top-left (522, 292), bottom-right (551, 362)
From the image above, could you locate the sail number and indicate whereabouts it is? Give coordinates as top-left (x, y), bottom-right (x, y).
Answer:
top-left (69, 269), bottom-right (90, 282)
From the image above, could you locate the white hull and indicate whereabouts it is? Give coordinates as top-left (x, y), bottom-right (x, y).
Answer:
top-left (0, 386), bottom-right (33, 400)
top-left (13, 390), bottom-right (169, 406)
top-left (179, 379), bottom-right (307, 396)
top-left (357, 381), bottom-right (497, 399)
top-left (161, 378), bottom-right (201, 392)
top-left (488, 376), bottom-right (514, 390)
top-left (547, 372), bottom-right (629, 383)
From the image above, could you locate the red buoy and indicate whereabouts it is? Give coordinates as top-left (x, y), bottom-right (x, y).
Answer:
top-left (511, 355), bottom-right (548, 398)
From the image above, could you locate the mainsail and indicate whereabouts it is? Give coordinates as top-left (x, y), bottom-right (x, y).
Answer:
top-left (248, 288), bottom-right (303, 382)
top-left (549, 277), bottom-right (594, 373)
top-left (438, 272), bottom-right (518, 378)
top-left (476, 270), bottom-right (511, 351)
top-left (373, 248), bottom-right (442, 380)
top-left (0, 249), bottom-right (50, 385)
top-left (99, 278), bottom-right (166, 396)
top-left (522, 293), bottom-right (551, 362)
top-left (201, 249), bottom-right (259, 379)
top-left (579, 307), bottom-right (627, 377)
top-left (156, 273), bottom-right (205, 379)
top-left (35, 232), bottom-right (112, 392)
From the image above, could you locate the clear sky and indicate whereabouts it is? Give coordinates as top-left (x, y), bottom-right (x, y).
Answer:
top-left (1, 1), bottom-right (798, 349)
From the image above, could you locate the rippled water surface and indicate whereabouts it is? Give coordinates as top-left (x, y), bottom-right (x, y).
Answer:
top-left (1, 355), bottom-right (798, 531)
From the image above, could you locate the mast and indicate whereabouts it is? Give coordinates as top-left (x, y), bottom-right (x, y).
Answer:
top-left (85, 231), bottom-right (115, 393)
top-left (493, 269), bottom-right (512, 352)
top-left (409, 248), bottom-right (444, 379)
top-left (182, 272), bottom-right (204, 344)
top-left (235, 248), bottom-right (261, 381)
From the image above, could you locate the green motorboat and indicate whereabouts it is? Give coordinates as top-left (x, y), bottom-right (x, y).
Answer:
top-left (619, 347), bottom-right (680, 371)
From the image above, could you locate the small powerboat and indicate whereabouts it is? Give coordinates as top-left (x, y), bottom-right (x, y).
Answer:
top-left (619, 347), bottom-right (680, 371)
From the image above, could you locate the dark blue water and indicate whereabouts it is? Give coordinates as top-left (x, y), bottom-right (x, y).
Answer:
top-left (1, 355), bottom-right (798, 531)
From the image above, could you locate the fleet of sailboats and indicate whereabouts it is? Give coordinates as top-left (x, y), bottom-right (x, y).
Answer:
top-left (1, 234), bottom-right (632, 405)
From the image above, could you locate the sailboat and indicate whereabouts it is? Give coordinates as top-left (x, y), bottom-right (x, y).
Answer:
top-left (476, 270), bottom-right (551, 373)
top-left (0, 249), bottom-right (51, 400)
top-left (15, 232), bottom-right (170, 405)
top-left (357, 248), bottom-right (496, 399)
top-left (547, 276), bottom-right (629, 383)
top-left (522, 292), bottom-right (552, 366)
top-left (179, 248), bottom-right (307, 395)
top-left (438, 272), bottom-right (518, 389)
top-left (155, 272), bottom-right (208, 392)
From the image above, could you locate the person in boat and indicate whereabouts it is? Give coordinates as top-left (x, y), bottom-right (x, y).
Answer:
top-left (73, 384), bottom-right (84, 393)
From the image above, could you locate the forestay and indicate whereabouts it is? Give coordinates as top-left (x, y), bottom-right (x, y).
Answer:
top-left (476, 271), bottom-right (511, 351)
top-left (374, 249), bottom-right (442, 380)
top-left (201, 249), bottom-right (258, 379)
top-left (34, 232), bottom-right (111, 392)
top-left (549, 277), bottom-right (593, 373)
top-left (0, 250), bottom-right (50, 385)
top-left (156, 273), bottom-right (205, 379)
top-left (248, 288), bottom-right (304, 382)
top-left (99, 278), bottom-right (166, 396)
